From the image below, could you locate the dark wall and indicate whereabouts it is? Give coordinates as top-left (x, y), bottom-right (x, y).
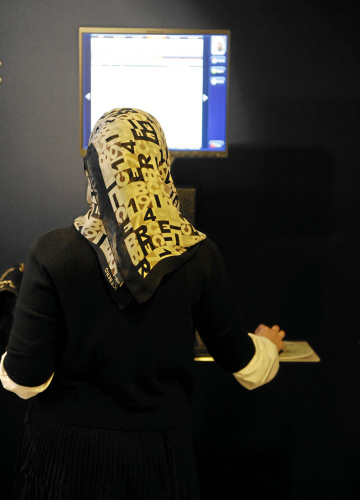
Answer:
top-left (1, 1), bottom-right (359, 498)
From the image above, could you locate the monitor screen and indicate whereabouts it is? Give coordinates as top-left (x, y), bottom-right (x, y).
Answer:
top-left (79, 28), bottom-right (230, 158)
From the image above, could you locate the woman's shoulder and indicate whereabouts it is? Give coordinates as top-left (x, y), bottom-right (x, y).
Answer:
top-left (197, 237), bottom-right (224, 262)
top-left (188, 238), bottom-right (225, 279)
top-left (27, 225), bottom-right (96, 279)
top-left (32, 225), bottom-right (75, 246)
top-left (30, 225), bottom-right (85, 261)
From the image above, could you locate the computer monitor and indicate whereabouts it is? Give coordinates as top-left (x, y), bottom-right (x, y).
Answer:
top-left (79, 28), bottom-right (230, 158)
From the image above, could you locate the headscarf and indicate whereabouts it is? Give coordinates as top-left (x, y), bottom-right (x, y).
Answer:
top-left (74, 108), bottom-right (206, 308)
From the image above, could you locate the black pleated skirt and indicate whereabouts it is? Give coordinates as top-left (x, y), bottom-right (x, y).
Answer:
top-left (13, 421), bottom-right (200, 500)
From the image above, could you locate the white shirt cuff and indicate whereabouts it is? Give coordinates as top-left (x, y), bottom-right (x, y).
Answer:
top-left (232, 333), bottom-right (279, 390)
top-left (0, 352), bottom-right (54, 400)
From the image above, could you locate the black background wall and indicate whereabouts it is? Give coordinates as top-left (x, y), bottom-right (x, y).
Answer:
top-left (1, 1), bottom-right (359, 498)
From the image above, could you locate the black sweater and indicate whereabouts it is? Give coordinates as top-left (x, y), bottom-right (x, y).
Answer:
top-left (4, 226), bottom-right (255, 430)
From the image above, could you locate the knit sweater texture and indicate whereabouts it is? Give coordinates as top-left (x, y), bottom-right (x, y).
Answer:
top-left (4, 226), bottom-right (255, 430)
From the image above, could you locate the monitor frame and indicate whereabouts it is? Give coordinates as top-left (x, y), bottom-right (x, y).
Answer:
top-left (79, 27), bottom-right (230, 158)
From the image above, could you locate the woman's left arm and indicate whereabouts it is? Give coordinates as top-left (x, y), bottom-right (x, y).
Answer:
top-left (0, 352), bottom-right (54, 399)
top-left (1, 240), bottom-right (63, 396)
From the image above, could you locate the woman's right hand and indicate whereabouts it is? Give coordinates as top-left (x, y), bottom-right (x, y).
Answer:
top-left (254, 324), bottom-right (285, 353)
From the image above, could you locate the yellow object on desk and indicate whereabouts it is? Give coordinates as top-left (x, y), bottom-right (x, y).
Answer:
top-left (194, 341), bottom-right (320, 362)
top-left (279, 341), bottom-right (320, 362)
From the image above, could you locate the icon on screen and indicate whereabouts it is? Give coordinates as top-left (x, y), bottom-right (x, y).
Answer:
top-left (211, 36), bottom-right (227, 56)
top-left (211, 56), bottom-right (226, 65)
top-left (210, 66), bottom-right (226, 75)
top-left (210, 76), bottom-right (226, 86)
top-left (209, 140), bottom-right (225, 149)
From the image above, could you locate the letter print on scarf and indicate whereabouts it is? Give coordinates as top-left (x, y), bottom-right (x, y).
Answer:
top-left (75, 108), bottom-right (206, 308)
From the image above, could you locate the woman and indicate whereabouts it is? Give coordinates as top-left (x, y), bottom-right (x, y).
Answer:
top-left (1, 108), bottom-right (285, 499)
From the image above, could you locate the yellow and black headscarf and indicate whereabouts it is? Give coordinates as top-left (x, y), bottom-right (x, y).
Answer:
top-left (75, 108), bottom-right (206, 308)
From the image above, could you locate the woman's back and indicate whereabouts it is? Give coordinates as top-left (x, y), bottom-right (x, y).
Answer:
top-left (8, 225), bottom-right (252, 432)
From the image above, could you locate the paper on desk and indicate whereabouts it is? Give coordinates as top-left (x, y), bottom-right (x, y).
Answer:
top-left (279, 341), bottom-right (320, 362)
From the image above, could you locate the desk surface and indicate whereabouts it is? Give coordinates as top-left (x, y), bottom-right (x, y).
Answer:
top-left (194, 340), bottom-right (320, 362)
